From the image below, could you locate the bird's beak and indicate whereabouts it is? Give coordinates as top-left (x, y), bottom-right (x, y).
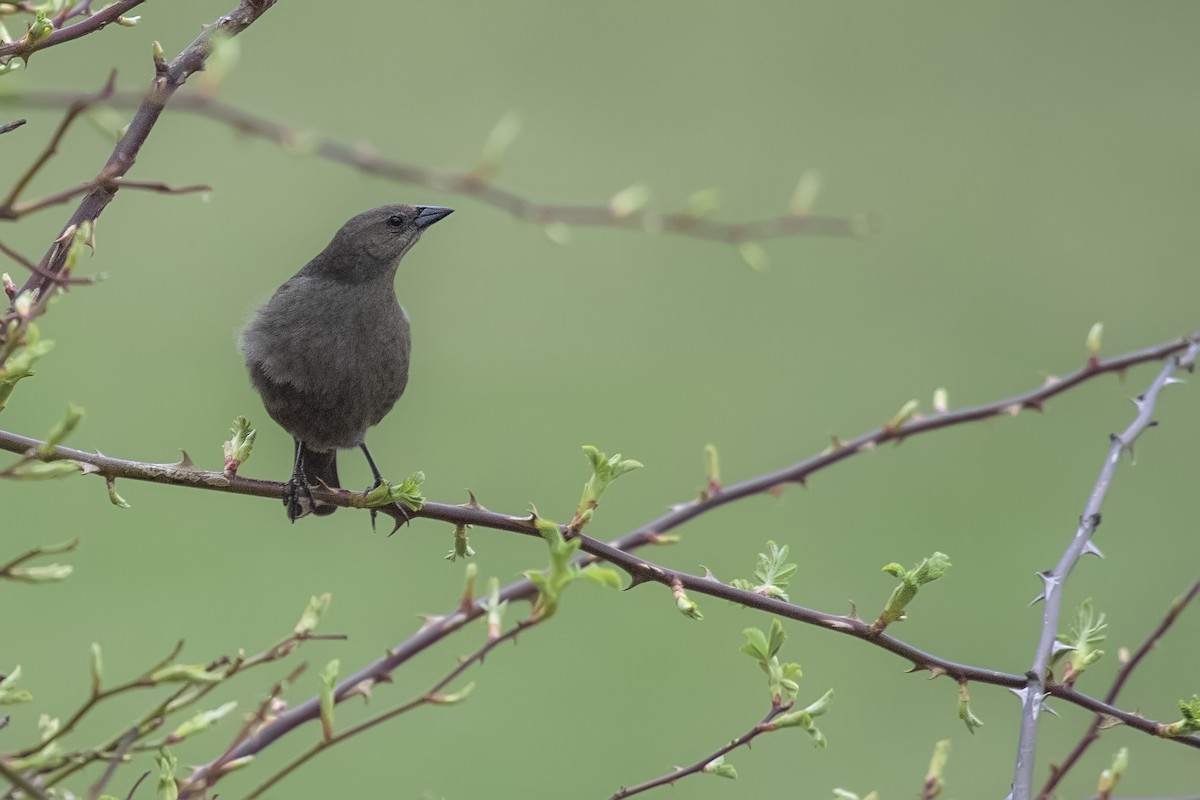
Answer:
top-left (414, 206), bottom-right (454, 229)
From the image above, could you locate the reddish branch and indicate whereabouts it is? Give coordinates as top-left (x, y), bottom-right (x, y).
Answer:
top-left (0, 0), bottom-right (145, 62)
top-left (3, 0), bottom-right (278, 326)
top-left (3, 332), bottom-right (1198, 797)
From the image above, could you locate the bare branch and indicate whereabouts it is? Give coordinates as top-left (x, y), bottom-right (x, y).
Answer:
top-left (1009, 339), bottom-right (1200, 800)
top-left (0, 119), bottom-right (26, 135)
top-left (2, 91), bottom-right (867, 246)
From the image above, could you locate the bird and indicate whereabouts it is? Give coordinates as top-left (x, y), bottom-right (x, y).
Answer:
top-left (240, 203), bottom-right (453, 523)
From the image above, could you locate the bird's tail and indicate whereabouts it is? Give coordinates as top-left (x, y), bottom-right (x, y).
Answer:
top-left (302, 444), bottom-right (340, 516)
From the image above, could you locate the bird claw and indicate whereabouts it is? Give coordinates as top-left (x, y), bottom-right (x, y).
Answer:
top-left (284, 475), bottom-right (315, 522)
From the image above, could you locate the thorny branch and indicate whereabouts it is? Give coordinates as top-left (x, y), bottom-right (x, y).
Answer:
top-left (2, 333), bottom-right (1197, 796)
top-left (1, 0), bottom-right (279, 336)
top-left (1008, 338), bottom-right (1200, 800)
top-left (1, 91), bottom-right (867, 247)
top-left (1036, 578), bottom-right (1200, 800)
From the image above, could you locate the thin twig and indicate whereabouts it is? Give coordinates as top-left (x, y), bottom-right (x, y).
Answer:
top-left (1009, 340), bottom-right (1200, 800)
top-left (0, 758), bottom-right (49, 800)
top-left (239, 619), bottom-right (533, 800)
top-left (0, 119), bottom-right (26, 135)
top-left (0, 0), bottom-right (145, 62)
top-left (86, 728), bottom-right (137, 800)
top-left (609, 701), bottom-right (790, 799)
top-left (0, 238), bottom-right (96, 285)
top-left (0, 71), bottom-right (115, 214)
top-left (1, 91), bottom-right (866, 245)
top-left (1036, 578), bottom-right (1200, 799)
top-left (2, 0), bottom-right (279, 331)
top-left (0, 538), bottom-right (79, 579)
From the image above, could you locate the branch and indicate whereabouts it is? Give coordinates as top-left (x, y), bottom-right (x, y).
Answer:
top-left (1008, 338), bottom-right (1200, 800)
top-left (1036, 578), bottom-right (1200, 800)
top-left (0, 0), bottom-right (144, 63)
top-left (0, 119), bottom-right (25, 135)
top-left (1, 91), bottom-right (866, 247)
top-left (239, 619), bottom-right (535, 800)
top-left (609, 702), bottom-right (790, 799)
top-left (3, 0), bottom-right (278, 323)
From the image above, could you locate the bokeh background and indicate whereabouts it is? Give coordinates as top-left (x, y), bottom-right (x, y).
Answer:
top-left (3, 2), bottom-right (1199, 798)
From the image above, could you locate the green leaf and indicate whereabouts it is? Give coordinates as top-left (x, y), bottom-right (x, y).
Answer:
top-left (445, 523), bottom-right (475, 561)
top-left (735, 541), bottom-right (797, 602)
top-left (609, 183), bottom-right (651, 217)
top-left (958, 682), bottom-right (984, 734)
top-left (169, 701), bottom-right (237, 741)
top-left (1053, 598), bottom-right (1106, 683)
top-left (40, 402), bottom-right (84, 454)
top-left (222, 416), bottom-right (256, 474)
top-left (0, 665), bottom-right (32, 705)
top-left (6, 459), bottom-right (83, 480)
top-left (363, 470), bottom-right (425, 511)
top-left (155, 748), bottom-right (178, 800)
top-left (5, 563), bottom-right (72, 583)
top-left (90, 642), bottom-right (103, 693)
top-left (150, 664), bottom-right (223, 684)
top-left (294, 592), bottom-right (332, 636)
top-left (106, 477), bottom-right (131, 508)
top-left (430, 681), bottom-right (475, 706)
top-left (703, 754), bottom-right (738, 779)
top-left (574, 445), bottom-right (643, 530)
top-left (577, 565), bottom-right (623, 590)
top-left (876, 552), bottom-right (951, 629)
top-left (319, 659), bottom-right (339, 741)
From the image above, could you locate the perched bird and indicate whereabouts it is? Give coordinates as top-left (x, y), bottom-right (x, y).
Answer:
top-left (240, 204), bottom-right (453, 522)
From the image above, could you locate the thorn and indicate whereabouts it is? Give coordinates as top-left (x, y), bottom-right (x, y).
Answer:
top-left (1050, 640), bottom-right (1074, 657)
top-left (1082, 540), bottom-right (1104, 559)
top-left (700, 565), bottom-right (718, 581)
top-left (847, 600), bottom-right (858, 619)
top-left (1028, 593), bottom-right (1045, 607)
top-left (1023, 399), bottom-right (1044, 412)
top-left (1164, 376), bottom-right (1187, 386)
top-left (463, 489), bottom-right (483, 510)
top-left (622, 572), bottom-right (652, 590)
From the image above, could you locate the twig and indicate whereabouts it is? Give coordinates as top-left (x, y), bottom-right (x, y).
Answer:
top-left (0, 238), bottom-right (96, 285)
top-left (0, 119), bottom-right (25, 135)
top-left (0, 0), bottom-right (144, 62)
top-left (86, 728), bottom-right (137, 800)
top-left (1008, 339), bottom-right (1200, 800)
top-left (238, 619), bottom-right (533, 800)
top-left (1, 91), bottom-right (866, 245)
top-left (608, 701), bottom-right (790, 799)
top-left (1036, 578), bottom-right (1200, 799)
top-left (122, 771), bottom-right (149, 800)
top-left (2, 0), bottom-right (279, 329)
top-left (0, 758), bottom-right (49, 800)
top-left (0, 71), bottom-right (116, 216)
top-left (0, 538), bottom-right (78, 579)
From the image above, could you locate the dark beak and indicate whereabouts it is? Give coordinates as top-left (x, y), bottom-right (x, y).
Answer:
top-left (414, 206), bottom-right (454, 229)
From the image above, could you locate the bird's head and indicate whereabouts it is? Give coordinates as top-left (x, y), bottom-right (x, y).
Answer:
top-left (314, 204), bottom-right (454, 282)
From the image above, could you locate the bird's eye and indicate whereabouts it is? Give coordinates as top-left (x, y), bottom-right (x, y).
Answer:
top-left (387, 214), bottom-right (405, 228)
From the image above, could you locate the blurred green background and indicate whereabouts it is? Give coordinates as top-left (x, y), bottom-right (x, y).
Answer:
top-left (3, 2), bottom-right (1199, 798)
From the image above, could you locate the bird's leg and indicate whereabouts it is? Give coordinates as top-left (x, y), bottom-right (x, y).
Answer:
top-left (359, 442), bottom-right (412, 531)
top-left (283, 439), bottom-right (316, 522)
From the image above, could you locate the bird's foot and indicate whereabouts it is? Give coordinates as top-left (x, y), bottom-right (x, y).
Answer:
top-left (284, 474), bottom-right (316, 522)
